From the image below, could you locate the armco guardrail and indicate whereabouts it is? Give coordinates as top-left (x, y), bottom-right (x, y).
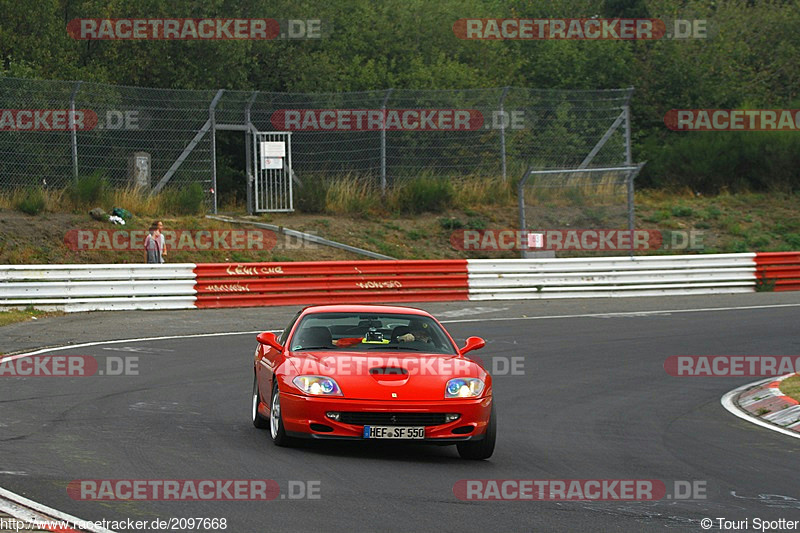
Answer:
top-left (193, 260), bottom-right (469, 308)
top-left (0, 264), bottom-right (197, 312)
top-left (2, 253), bottom-right (799, 313)
top-left (755, 252), bottom-right (800, 292)
top-left (467, 254), bottom-right (757, 300)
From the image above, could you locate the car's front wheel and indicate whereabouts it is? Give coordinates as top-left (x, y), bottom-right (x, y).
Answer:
top-left (252, 374), bottom-right (269, 429)
top-left (456, 404), bottom-right (496, 460)
top-left (269, 381), bottom-right (292, 447)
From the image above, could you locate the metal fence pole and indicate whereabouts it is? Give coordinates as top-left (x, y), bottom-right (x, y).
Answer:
top-left (517, 166), bottom-right (533, 258)
top-left (628, 170), bottom-right (635, 258)
top-left (380, 88), bottom-right (394, 194)
top-left (244, 91), bottom-right (259, 215)
top-left (209, 89), bottom-right (224, 214)
top-left (624, 89), bottom-right (634, 257)
top-left (70, 81), bottom-right (83, 181)
top-left (499, 86), bottom-right (510, 182)
top-left (624, 89), bottom-right (633, 166)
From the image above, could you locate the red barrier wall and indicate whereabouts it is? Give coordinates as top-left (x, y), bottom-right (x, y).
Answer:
top-left (755, 252), bottom-right (800, 291)
top-left (194, 260), bottom-right (469, 308)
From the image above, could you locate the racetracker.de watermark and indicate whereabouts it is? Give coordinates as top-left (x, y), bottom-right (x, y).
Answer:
top-left (67, 18), bottom-right (328, 40)
top-left (451, 229), bottom-right (704, 252)
top-left (0, 109), bottom-right (97, 131)
top-left (67, 479), bottom-right (321, 500)
top-left (64, 229), bottom-right (278, 251)
top-left (270, 109), bottom-right (525, 131)
top-left (0, 109), bottom-right (144, 132)
top-left (664, 356), bottom-right (800, 377)
top-left (283, 355), bottom-right (523, 376)
top-left (0, 355), bottom-right (138, 377)
top-left (453, 480), bottom-right (707, 501)
top-left (665, 109), bottom-right (800, 131)
top-left (453, 18), bottom-right (709, 40)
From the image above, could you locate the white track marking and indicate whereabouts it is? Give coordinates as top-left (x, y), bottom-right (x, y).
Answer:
top-left (0, 487), bottom-right (114, 533)
top-left (721, 376), bottom-right (800, 440)
top-left (1, 330), bottom-right (278, 362)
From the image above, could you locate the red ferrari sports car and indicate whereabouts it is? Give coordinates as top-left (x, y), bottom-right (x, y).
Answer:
top-left (251, 304), bottom-right (495, 459)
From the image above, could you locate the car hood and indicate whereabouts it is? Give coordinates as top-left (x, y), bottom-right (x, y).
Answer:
top-left (284, 351), bottom-right (490, 401)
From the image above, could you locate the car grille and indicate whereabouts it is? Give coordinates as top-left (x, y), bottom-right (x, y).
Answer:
top-left (338, 412), bottom-right (449, 427)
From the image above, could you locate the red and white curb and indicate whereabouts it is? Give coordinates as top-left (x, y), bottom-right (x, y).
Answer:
top-left (721, 374), bottom-right (800, 438)
top-left (0, 487), bottom-right (112, 533)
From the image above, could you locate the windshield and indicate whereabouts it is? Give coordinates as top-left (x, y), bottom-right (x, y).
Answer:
top-left (289, 312), bottom-right (457, 355)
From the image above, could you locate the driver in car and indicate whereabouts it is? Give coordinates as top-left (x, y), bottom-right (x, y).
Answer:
top-left (397, 319), bottom-right (432, 343)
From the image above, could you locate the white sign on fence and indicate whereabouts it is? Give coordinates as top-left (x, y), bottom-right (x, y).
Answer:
top-left (527, 232), bottom-right (544, 249)
top-left (260, 141), bottom-right (286, 157)
top-left (261, 156), bottom-right (283, 170)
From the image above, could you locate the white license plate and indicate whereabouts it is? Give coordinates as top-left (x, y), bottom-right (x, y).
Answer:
top-left (362, 426), bottom-right (425, 439)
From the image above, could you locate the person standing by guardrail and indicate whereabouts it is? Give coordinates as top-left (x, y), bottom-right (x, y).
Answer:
top-left (144, 222), bottom-right (163, 264)
top-left (156, 220), bottom-right (167, 262)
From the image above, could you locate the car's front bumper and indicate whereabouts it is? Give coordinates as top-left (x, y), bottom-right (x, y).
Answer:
top-left (279, 392), bottom-right (492, 441)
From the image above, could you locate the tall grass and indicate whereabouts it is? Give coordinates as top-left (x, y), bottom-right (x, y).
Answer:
top-left (324, 175), bottom-right (378, 216)
top-left (0, 184), bottom-right (199, 216)
top-left (162, 183), bottom-right (206, 215)
top-left (294, 175), bottom-right (328, 213)
top-left (0, 171), bottom-right (525, 218)
top-left (390, 176), bottom-right (454, 214)
top-left (15, 187), bottom-right (46, 215)
top-left (68, 172), bottom-right (110, 207)
top-left (523, 171), bottom-right (627, 207)
top-left (293, 173), bottom-right (518, 216)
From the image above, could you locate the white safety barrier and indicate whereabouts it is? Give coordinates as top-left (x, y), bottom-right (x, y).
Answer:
top-left (0, 264), bottom-right (197, 312)
top-left (467, 254), bottom-right (757, 300)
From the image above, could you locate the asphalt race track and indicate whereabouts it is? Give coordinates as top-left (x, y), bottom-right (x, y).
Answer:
top-left (2, 298), bottom-right (800, 532)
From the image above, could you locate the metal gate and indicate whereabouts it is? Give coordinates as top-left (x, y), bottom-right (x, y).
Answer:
top-left (252, 131), bottom-right (293, 212)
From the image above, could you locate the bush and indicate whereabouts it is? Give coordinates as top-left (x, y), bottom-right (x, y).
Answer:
top-left (640, 131), bottom-right (800, 194)
top-left (295, 176), bottom-right (328, 213)
top-left (671, 205), bottom-right (694, 217)
top-left (16, 188), bottom-right (45, 215)
top-left (785, 233), bottom-right (800, 249)
top-left (466, 217), bottom-right (487, 230)
top-left (701, 206), bottom-right (722, 220)
top-left (164, 183), bottom-right (205, 215)
top-left (438, 217), bottom-right (463, 230)
top-left (69, 172), bottom-right (109, 207)
top-left (392, 177), bottom-right (453, 214)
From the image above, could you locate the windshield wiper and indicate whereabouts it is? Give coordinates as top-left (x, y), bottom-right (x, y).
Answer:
top-left (295, 346), bottom-right (334, 350)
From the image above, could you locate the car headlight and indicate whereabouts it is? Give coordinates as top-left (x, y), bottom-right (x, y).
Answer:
top-left (445, 378), bottom-right (484, 398)
top-left (292, 375), bottom-right (342, 396)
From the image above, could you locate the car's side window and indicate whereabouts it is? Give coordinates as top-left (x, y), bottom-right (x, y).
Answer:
top-left (279, 312), bottom-right (302, 344)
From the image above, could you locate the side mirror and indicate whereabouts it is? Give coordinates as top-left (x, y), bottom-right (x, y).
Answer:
top-left (257, 332), bottom-right (284, 351)
top-left (460, 336), bottom-right (485, 356)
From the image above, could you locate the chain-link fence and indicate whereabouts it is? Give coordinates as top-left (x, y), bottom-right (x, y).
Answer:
top-left (518, 165), bottom-right (645, 258)
top-left (0, 76), bottom-right (633, 207)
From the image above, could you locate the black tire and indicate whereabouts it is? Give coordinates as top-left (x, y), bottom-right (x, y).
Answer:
top-left (269, 381), bottom-right (292, 447)
top-left (252, 374), bottom-right (269, 429)
top-left (457, 403), bottom-right (496, 460)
